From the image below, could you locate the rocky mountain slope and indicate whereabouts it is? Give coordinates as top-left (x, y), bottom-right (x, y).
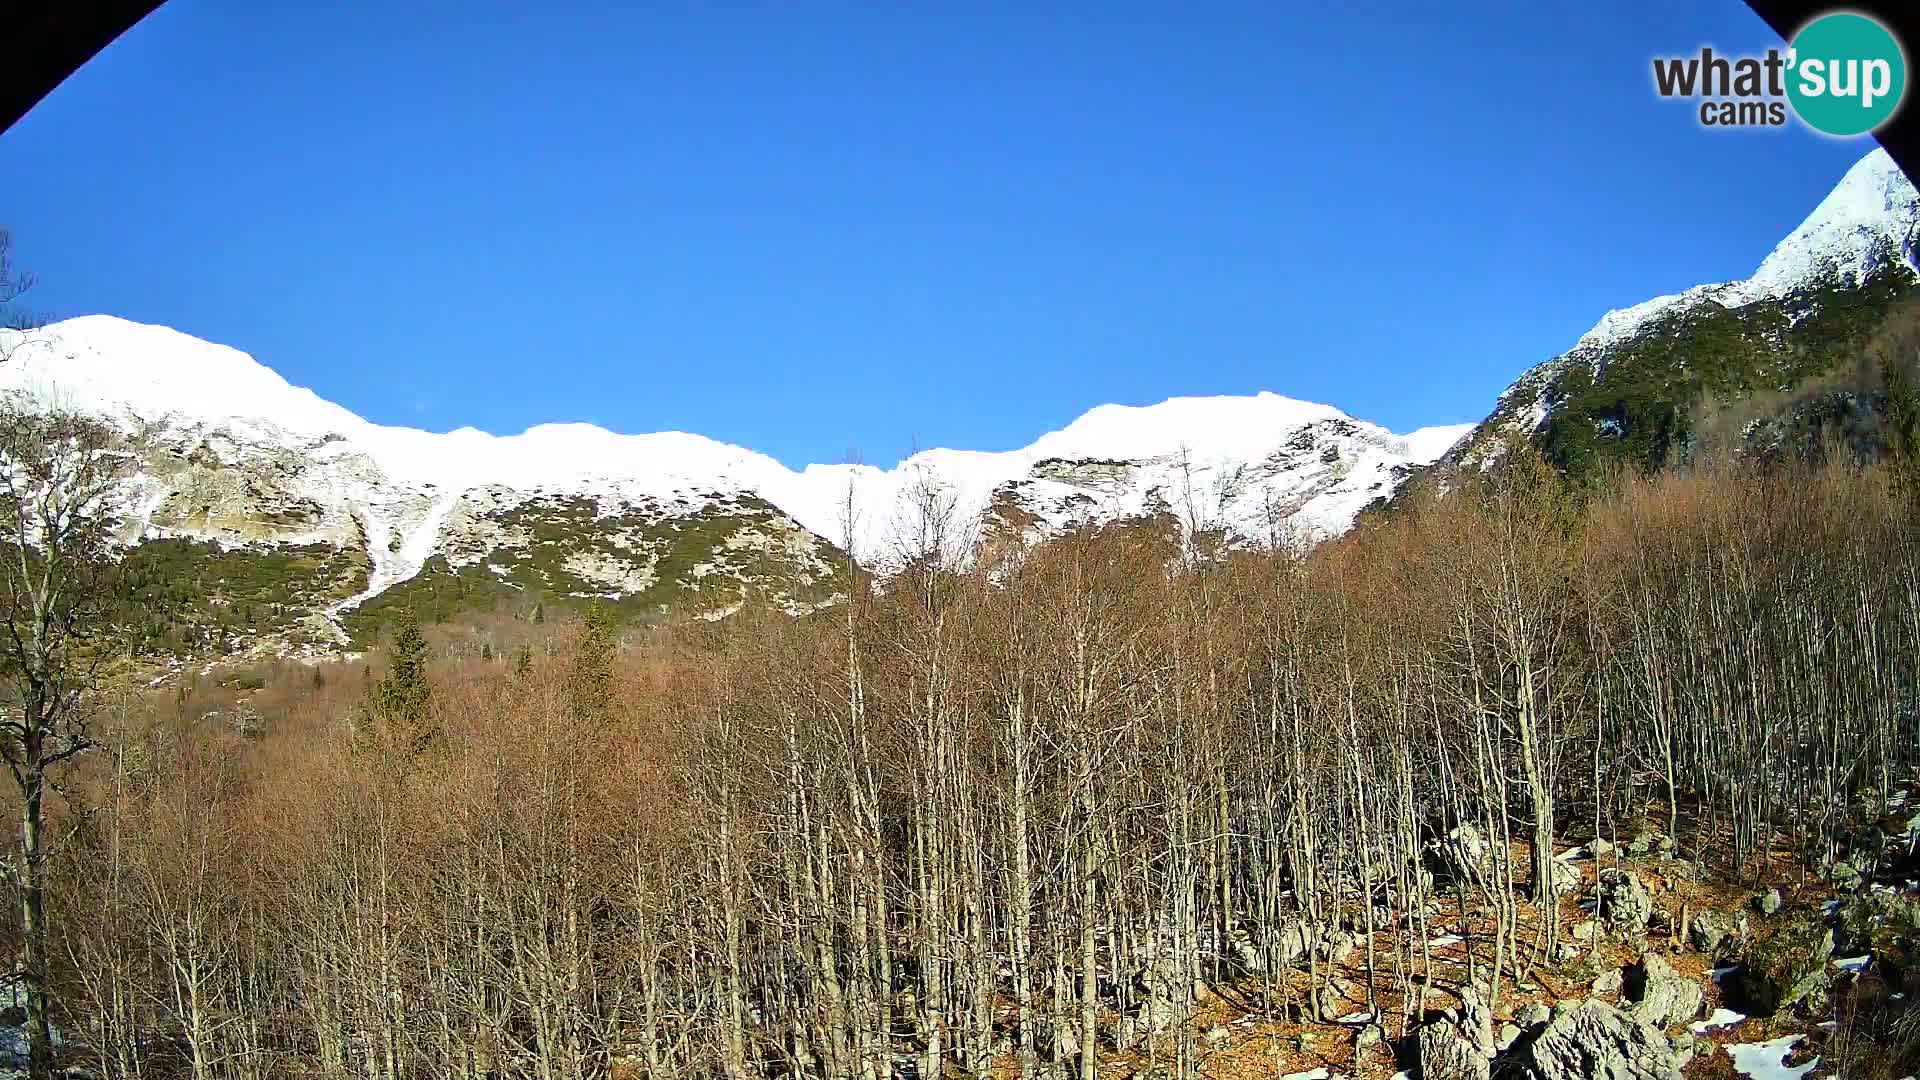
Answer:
top-left (0, 316), bottom-right (1466, 654)
top-left (1436, 148), bottom-right (1920, 484)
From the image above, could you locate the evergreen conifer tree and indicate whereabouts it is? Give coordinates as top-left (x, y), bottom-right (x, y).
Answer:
top-left (570, 602), bottom-right (617, 724)
top-left (365, 609), bottom-right (434, 755)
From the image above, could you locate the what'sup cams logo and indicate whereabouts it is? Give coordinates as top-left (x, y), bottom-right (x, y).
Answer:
top-left (1653, 10), bottom-right (1906, 135)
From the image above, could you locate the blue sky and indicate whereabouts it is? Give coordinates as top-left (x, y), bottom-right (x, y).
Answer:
top-left (0, 0), bottom-right (1881, 469)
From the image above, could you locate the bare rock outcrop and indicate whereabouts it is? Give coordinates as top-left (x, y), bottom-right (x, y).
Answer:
top-left (1515, 999), bottom-right (1683, 1080)
top-left (1416, 987), bottom-right (1496, 1080)
top-left (1623, 952), bottom-right (1704, 1030)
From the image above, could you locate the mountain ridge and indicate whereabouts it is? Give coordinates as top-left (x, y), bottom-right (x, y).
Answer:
top-left (0, 316), bottom-right (1468, 654)
top-left (1, 314), bottom-right (1468, 486)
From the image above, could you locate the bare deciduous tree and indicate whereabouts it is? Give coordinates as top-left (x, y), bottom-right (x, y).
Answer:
top-left (0, 401), bottom-right (134, 1080)
top-left (0, 230), bottom-right (45, 366)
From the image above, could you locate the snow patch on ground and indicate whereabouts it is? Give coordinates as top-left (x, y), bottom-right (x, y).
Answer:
top-left (1726, 1035), bottom-right (1818, 1080)
top-left (1693, 1007), bottom-right (1748, 1032)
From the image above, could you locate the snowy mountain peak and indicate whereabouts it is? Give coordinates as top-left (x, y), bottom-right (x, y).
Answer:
top-left (1804, 146), bottom-right (1915, 226)
top-left (1, 315), bottom-right (365, 437)
top-left (1451, 146), bottom-right (1920, 477)
top-left (1027, 391), bottom-right (1348, 463)
top-left (1746, 147), bottom-right (1919, 299)
top-left (1570, 148), bottom-right (1918, 359)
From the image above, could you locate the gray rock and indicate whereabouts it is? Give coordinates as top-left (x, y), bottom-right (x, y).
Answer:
top-left (1434, 823), bottom-right (1496, 888)
top-left (1224, 923), bottom-right (1263, 970)
top-left (1668, 1031), bottom-right (1699, 1069)
top-left (1137, 947), bottom-right (1187, 1035)
top-left (1624, 951), bottom-right (1704, 1029)
top-left (1498, 1023), bottom-right (1524, 1052)
top-left (1592, 968), bottom-right (1624, 997)
top-left (1416, 987), bottom-right (1497, 1080)
top-left (1828, 858), bottom-right (1866, 890)
top-left (1538, 857), bottom-right (1581, 899)
top-left (1516, 1003), bottom-right (1552, 1028)
top-left (1688, 910), bottom-right (1728, 955)
top-left (1320, 928), bottom-right (1360, 966)
top-left (1515, 999), bottom-right (1683, 1080)
top-left (1648, 905), bottom-right (1675, 934)
top-left (1571, 919), bottom-right (1599, 943)
top-left (1203, 1025), bottom-right (1231, 1050)
top-left (1231, 919), bottom-right (1314, 971)
top-left (1596, 870), bottom-right (1654, 935)
top-left (1312, 981), bottom-right (1345, 1021)
top-left (1461, 986), bottom-right (1497, 1052)
top-left (1590, 837), bottom-right (1615, 857)
top-left (1355, 1022), bottom-right (1386, 1058)
top-left (1272, 921), bottom-right (1315, 967)
top-left (1754, 888), bottom-right (1783, 916)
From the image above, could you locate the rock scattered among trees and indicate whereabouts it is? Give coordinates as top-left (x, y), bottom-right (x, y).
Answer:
top-left (1515, 999), bottom-right (1684, 1080)
top-left (1417, 987), bottom-right (1497, 1080)
top-left (1624, 952), bottom-right (1704, 1030)
top-left (7, 375), bottom-right (1920, 1078)
top-left (1596, 869), bottom-right (1655, 935)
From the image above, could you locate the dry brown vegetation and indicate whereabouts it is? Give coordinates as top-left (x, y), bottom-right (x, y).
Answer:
top-left (7, 441), bottom-right (1920, 1080)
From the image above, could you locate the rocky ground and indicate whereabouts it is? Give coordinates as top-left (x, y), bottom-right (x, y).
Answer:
top-left (1087, 810), bottom-right (1920, 1080)
top-left (8, 806), bottom-right (1917, 1079)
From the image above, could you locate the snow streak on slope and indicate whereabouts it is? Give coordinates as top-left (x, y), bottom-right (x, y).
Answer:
top-left (0, 316), bottom-right (1463, 575)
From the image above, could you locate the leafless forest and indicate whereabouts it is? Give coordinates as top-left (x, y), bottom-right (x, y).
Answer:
top-left (15, 430), bottom-right (1914, 1080)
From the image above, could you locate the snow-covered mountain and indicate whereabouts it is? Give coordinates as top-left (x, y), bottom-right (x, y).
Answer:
top-left (0, 315), bottom-right (1467, 650)
top-left (1443, 147), bottom-right (1920, 472)
top-left (24, 146), bottom-right (1907, 657)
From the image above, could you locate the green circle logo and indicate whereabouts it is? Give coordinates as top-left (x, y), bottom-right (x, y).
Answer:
top-left (1787, 12), bottom-right (1907, 136)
